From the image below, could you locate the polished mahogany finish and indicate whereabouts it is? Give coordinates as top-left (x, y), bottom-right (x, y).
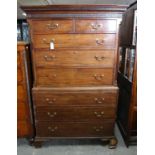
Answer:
top-left (17, 42), bottom-right (33, 138)
top-left (36, 121), bottom-right (114, 137)
top-left (31, 19), bottom-right (74, 34)
top-left (35, 106), bottom-right (116, 121)
top-left (33, 87), bottom-right (118, 106)
top-left (22, 4), bottom-right (126, 148)
top-left (33, 34), bottom-right (116, 49)
top-left (36, 68), bottom-right (114, 87)
top-left (21, 5), bottom-right (127, 12)
top-left (34, 50), bottom-right (115, 67)
top-left (75, 19), bottom-right (117, 33)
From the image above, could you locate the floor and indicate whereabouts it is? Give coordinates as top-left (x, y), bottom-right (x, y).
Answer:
top-left (17, 125), bottom-right (137, 155)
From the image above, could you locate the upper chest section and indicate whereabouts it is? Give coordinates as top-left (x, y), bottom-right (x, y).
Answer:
top-left (21, 5), bottom-right (126, 36)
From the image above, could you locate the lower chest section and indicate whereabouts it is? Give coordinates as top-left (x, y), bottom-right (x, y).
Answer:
top-left (33, 87), bottom-right (118, 138)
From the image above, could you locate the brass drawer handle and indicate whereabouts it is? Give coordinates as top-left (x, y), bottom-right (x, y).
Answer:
top-left (95, 55), bottom-right (105, 61)
top-left (94, 98), bottom-right (105, 104)
top-left (96, 39), bottom-right (104, 45)
top-left (46, 23), bottom-right (59, 29)
top-left (93, 74), bottom-right (104, 81)
top-left (42, 38), bottom-right (49, 44)
top-left (94, 111), bottom-right (104, 117)
top-left (53, 74), bottom-right (57, 77)
top-left (45, 98), bottom-right (56, 104)
top-left (48, 126), bottom-right (58, 132)
top-left (47, 112), bottom-right (57, 118)
top-left (44, 55), bottom-right (56, 61)
top-left (91, 24), bottom-right (102, 30)
top-left (93, 126), bottom-right (104, 132)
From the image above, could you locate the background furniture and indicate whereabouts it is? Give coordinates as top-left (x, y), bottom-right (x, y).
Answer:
top-left (17, 42), bottom-right (33, 138)
top-left (117, 1), bottom-right (137, 147)
top-left (17, 20), bottom-right (29, 42)
top-left (22, 5), bottom-right (126, 148)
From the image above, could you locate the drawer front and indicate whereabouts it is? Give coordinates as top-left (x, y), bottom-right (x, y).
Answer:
top-left (35, 106), bottom-right (116, 121)
top-left (36, 68), bottom-right (113, 86)
top-left (17, 120), bottom-right (32, 137)
top-left (17, 68), bottom-right (23, 82)
top-left (17, 102), bottom-right (28, 121)
top-left (75, 19), bottom-right (117, 33)
top-left (17, 52), bottom-right (21, 67)
top-left (17, 121), bottom-right (29, 137)
top-left (36, 121), bottom-right (114, 137)
top-left (17, 85), bottom-right (26, 101)
top-left (33, 34), bottom-right (116, 49)
top-left (34, 50), bottom-right (115, 67)
top-left (33, 90), bottom-right (118, 106)
top-left (31, 20), bottom-right (73, 34)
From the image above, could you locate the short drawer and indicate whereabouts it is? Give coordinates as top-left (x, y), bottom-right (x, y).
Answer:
top-left (34, 50), bottom-right (115, 67)
top-left (35, 106), bottom-right (116, 121)
top-left (33, 34), bottom-right (116, 49)
top-left (33, 88), bottom-right (118, 106)
top-left (75, 19), bottom-right (117, 33)
top-left (35, 68), bottom-right (114, 87)
top-left (31, 20), bottom-right (73, 34)
top-left (36, 121), bottom-right (114, 137)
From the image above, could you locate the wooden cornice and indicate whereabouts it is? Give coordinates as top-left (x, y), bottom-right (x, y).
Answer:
top-left (21, 4), bottom-right (127, 13)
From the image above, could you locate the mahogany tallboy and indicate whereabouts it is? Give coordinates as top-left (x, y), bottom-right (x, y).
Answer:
top-left (21, 5), bottom-right (126, 148)
top-left (17, 42), bottom-right (33, 138)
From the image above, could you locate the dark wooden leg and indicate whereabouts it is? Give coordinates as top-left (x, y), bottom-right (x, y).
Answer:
top-left (33, 141), bottom-right (43, 148)
top-left (109, 137), bottom-right (117, 149)
top-left (28, 138), bottom-right (34, 146)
